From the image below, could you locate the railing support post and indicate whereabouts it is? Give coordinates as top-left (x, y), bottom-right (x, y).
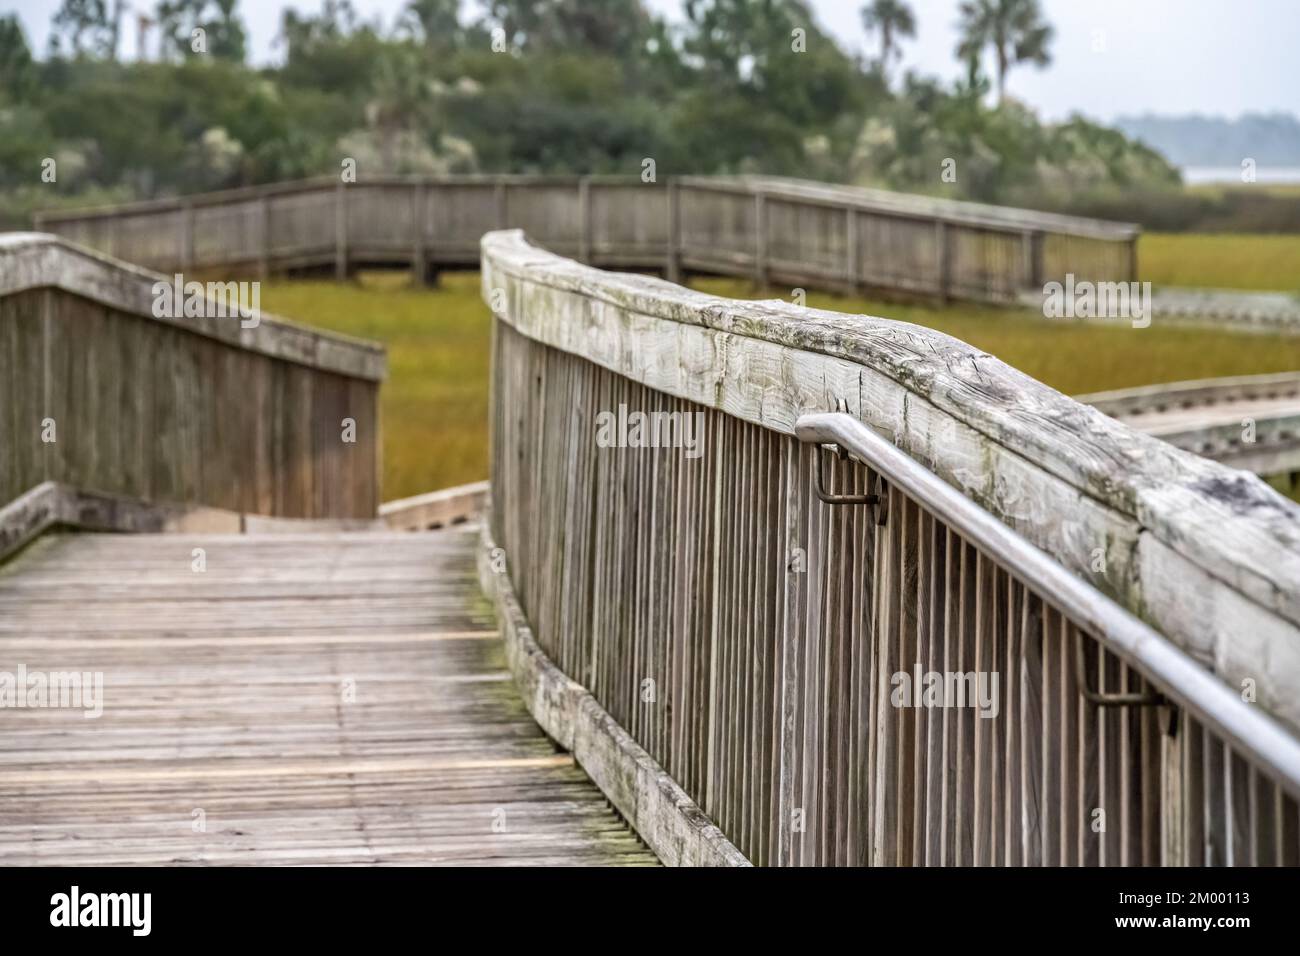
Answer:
top-left (577, 176), bottom-right (591, 264)
top-left (704, 422), bottom-right (724, 819)
top-left (334, 181), bottom-right (348, 280)
top-left (935, 220), bottom-right (950, 302)
top-left (1160, 708), bottom-right (1185, 865)
top-left (411, 180), bottom-right (427, 285)
top-left (180, 200), bottom-right (194, 273)
top-left (495, 178), bottom-right (508, 228)
top-left (775, 446), bottom-right (805, 865)
top-left (1128, 234), bottom-right (1140, 284)
top-left (258, 196), bottom-right (270, 279)
top-left (845, 205), bottom-right (859, 294)
top-left (1024, 229), bottom-right (1045, 290)
top-left (754, 192), bottom-right (768, 288)
top-left (666, 179), bottom-right (682, 284)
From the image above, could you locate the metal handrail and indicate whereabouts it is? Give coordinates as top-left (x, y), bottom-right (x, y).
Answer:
top-left (794, 411), bottom-right (1300, 797)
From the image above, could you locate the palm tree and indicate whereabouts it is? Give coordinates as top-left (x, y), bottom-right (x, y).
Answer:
top-left (955, 0), bottom-right (1053, 105)
top-left (401, 0), bottom-right (462, 49)
top-left (0, 14), bottom-right (35, 93)
top-left (860, 0), bottom-right (915, 87)
top-left (367, 47), bottom-right (431, 172)
top-left (51, 0), bottom-right (109, 57)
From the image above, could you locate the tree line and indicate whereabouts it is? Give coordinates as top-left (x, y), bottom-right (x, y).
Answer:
top-left (0, 0), bottom-right (1187, 225)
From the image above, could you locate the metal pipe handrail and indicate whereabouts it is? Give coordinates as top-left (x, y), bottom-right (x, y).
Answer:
top-left (794, 410), bottom-right (1300, 797)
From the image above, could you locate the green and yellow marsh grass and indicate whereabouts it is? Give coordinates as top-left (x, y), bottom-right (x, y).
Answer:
top-left (260, 270), bottom-right (1300, 500)
top-left (1139, 233), bottom-right (1300, 292)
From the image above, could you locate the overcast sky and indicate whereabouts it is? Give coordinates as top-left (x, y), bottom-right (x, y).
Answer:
top-left (7, 0), bottom-right (1297, 122)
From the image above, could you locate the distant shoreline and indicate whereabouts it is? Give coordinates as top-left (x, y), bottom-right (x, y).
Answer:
top-left (1182, 165), bottom-right (1300, 185)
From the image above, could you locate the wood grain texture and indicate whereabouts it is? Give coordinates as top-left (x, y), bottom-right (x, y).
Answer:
top-left (0, 525), bottom-right (656, 866)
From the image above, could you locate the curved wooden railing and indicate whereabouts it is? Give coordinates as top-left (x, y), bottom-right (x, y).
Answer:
top-left (33, 174), bottom-right (1138, 305)
top-left (479, 229), bottom-right (1300, 866)
top-left (0, 233), bottom-right (384, 528)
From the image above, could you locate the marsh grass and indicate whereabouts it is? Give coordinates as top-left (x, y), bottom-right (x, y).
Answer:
top-left (259, 271), bottom-right (492, 500)
top-left (1139, 233), bottom-right (1300, 292)
top-left (259, 268), bottom-right (1300, 500)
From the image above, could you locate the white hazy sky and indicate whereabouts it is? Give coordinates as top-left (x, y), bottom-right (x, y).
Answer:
top-left (5, 0), bottom-right (1297, 122)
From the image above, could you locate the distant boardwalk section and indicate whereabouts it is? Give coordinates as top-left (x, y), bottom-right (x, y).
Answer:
top-left (32, 173), bottom-right (1139, 305)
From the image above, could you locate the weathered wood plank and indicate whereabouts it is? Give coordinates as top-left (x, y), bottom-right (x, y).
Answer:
top-left (0, 525), bottom-right (656, 867)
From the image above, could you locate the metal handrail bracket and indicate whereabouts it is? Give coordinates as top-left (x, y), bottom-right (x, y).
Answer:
top-left (813, 443), bottom-right (881, 507)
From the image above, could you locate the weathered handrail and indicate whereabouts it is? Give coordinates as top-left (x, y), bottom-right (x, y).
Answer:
top-left (33, 173), bottom-right (1139, 305)
top-left (0, 233), bottom-right (385, 519)
top-left (481, 229), bottom-right (1300, 865)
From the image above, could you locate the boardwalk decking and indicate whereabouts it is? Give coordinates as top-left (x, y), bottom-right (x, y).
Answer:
top-left (0, 525), bottom-right (656, 866)
top-left (1114, 393), bottom-right (1300, 438)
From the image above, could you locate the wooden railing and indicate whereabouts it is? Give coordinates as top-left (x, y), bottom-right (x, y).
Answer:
top-left (33, 174), bottom-right (1138, 305)
top-left (0, 233), bottom-right (384, 520)
top-left (480, 229), bottom-right (1300, 866)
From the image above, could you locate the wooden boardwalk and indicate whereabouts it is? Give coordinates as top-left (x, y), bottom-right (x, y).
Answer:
top-left (0, 525), bottom-right (655, 866)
